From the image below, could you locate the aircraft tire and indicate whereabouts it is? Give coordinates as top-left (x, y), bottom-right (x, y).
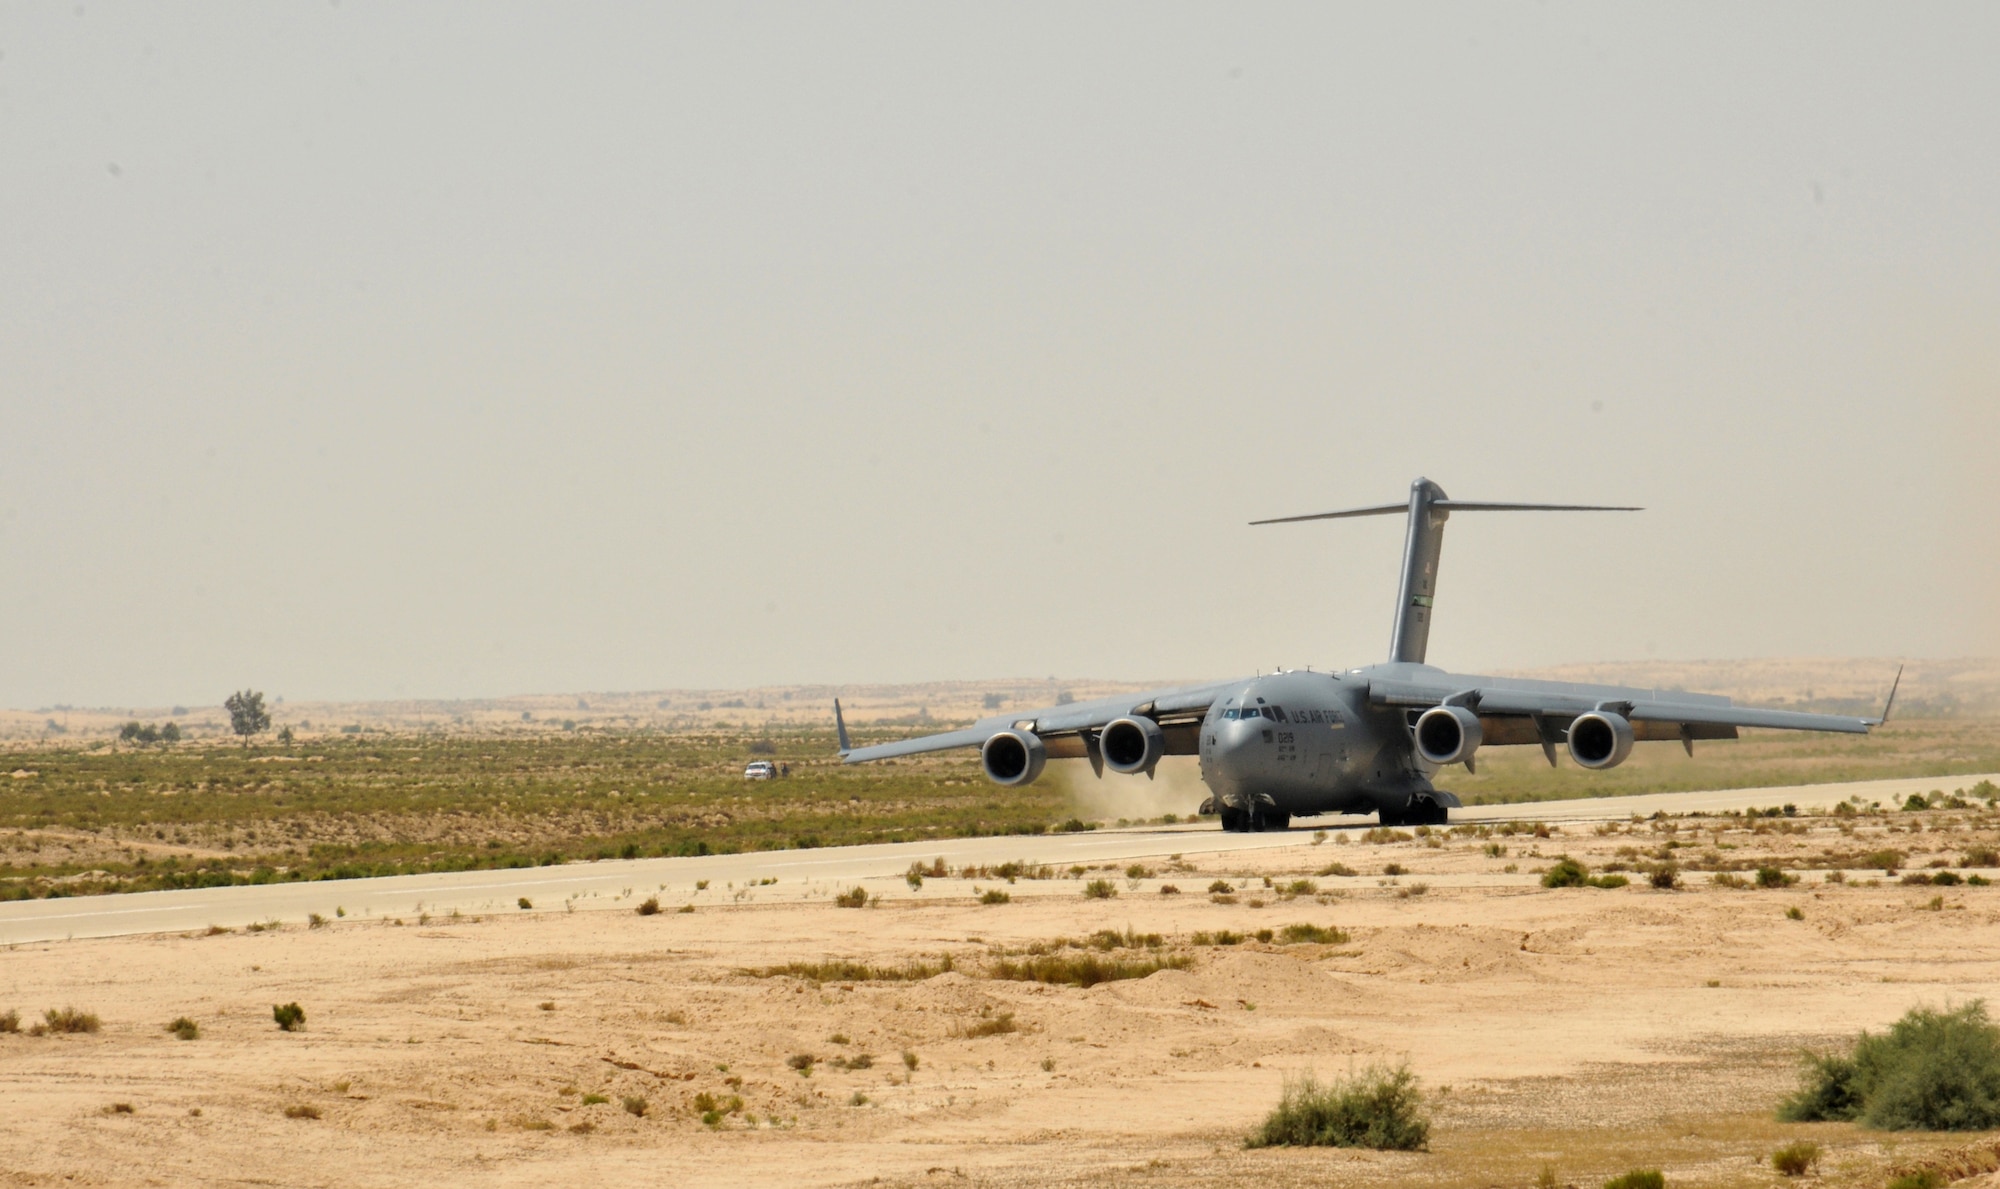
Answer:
top-left (1219, 807), bottom-right (1246, 832)
top-left (1267, 811), bottom-right (1291, 831)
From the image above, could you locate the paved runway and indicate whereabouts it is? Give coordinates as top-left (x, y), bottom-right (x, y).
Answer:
top-left (3, 771), bottom-right (1991, 945)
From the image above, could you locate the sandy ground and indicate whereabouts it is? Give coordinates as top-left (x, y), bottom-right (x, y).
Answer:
top-left (6, 785), bottom-right (2000, 1187)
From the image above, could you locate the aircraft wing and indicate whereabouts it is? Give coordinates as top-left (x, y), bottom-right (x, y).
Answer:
top-left (840, 679), bottom-right (1240, 765)
top-left (1365, 666), bottom-right (1880, 745)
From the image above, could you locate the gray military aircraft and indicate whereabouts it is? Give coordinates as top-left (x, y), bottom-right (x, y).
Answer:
top-left (835, 477), bottom-right (1895, 830)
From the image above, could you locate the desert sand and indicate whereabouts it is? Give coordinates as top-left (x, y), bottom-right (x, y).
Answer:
top-left (5, 793), bottom-right (2000, 1188)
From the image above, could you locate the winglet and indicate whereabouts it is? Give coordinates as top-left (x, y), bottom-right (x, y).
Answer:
top-left (1875, 664), bottom-right (1904, 726)
top-left (834, 698), bottom-right (853, 755)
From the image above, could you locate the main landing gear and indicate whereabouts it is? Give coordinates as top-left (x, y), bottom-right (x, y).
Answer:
top-left (1218, 805), bottom-right (1291, 833)
top-left (1380, 796), bottom-right (1449, 827)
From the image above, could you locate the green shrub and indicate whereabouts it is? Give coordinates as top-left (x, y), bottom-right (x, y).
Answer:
top-left (0, 1009), bottom-right (17, 1033)
top-left (1207, 879), bottom-right (1234, 894)
top-left (272, 1003), bottom-right (306, 1032)
top-left (166, 1017), bottom-right (200, 1041)
top-left (1887, 1173), bottom-right (1944, 1189)
top-left (1648, 864), bottom-right (1679, 889)
top-left (581, 1093), bottom-right (608, 1105)
top-left (635, 897), bottom-right (660, 915)
top-left (834, 886), bottom-right (870, 908)
top-left (517, 897), bottom-right (532, 910)
top-left (980, 889), bottom-right (1011, 905)
top-left (1542, 858), bottom-right (1590, 888)
top-left (1601, 1172), bottom-right (1664, 1189)
top-left (1779, 1001), bottom-right (2000, 1129)
top-left (1757, 867), bottom-right (1798, 888)
top-left (1770, 1140), bottom-right (1819, 1175)
top-left (283, 1103), bottom-right (321, 1120)
top-left (1246, 1063), bottom-right (1428, 1150)
top-left (1083, 879), bottom-right (1116, 899)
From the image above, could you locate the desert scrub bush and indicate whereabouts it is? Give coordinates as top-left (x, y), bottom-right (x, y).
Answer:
top-left (1770, 1140), bottom-right (1820, 1175)
top-left (988, 952), bottom-right (1192, 988)
top-left (749, 955), bottom-right (952, 982)
top-left (902, 1049), bottom-right (919, 1071)
top-left (1278, 923), bottom-right (1350, 945)
top-left (959, 1010), bottom-right (1018, 1038)
top-left (1886, 1173), bottom-right (1944, 1189)
top-left (1381, 862), bottom-right (1406, 876)
top-left (1541, 857), bottom-right (1589, 888)
top-left (43, 1007), bottom-right (100, 1034)
top-left (1757, 866), bottom-right (1799, 888)
top-left (1601, 1172), bottom-right (1663, 1189)
top-left (0, 1009), bottom-right (17, 1033)
top-left (1779, 1001), bottom-right (2000, 1129)
top-left (1158, 884), bottom-right (1180, 895)
top-left (1207, 879), bottom-right (1234, 894)
top-left (581, 1093), bottom-right (609, 1105)
top-left (1711, 871), bottom-right (1751, 888)
top-left (1246, 1063), bottom-right (1428, 1150)
top-left (1082, 879), bottom-right (1117, 899)
top-left (621, 1094), bottom-right (648, 1117)
top-left (980, 889), bottom-right (1011, 905)
top-left (833, 886), bottom-right (869, 908)
top-left (1317, 862), bottom-right (1356, 877)
top-left (272, 1002), bottom-right (306, 1032)
top-left (1361, 828), bottom-right (1413, 844)
top-left (283, 1104), bottom-right (321, 1120)
top-left (1647, 863), bottom-right (1680, 889)
top-left (518, 897), bottom-right (532, 909)
top-left (635, 896), bottom-right (660, 915)
top-left (166, 1017), bottom-right (200, 1040)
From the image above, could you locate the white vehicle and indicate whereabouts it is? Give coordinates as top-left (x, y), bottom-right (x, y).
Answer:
top-left (743, 760), bottom-right (777, 780)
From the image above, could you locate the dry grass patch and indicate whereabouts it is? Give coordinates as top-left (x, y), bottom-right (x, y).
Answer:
top-left (987, 952), bottom-right (1191, 988)
top-left (747, 955), bottom-right (953, 982)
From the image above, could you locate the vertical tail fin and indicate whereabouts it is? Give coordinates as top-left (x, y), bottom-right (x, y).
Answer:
top-left (1252, 478), bottom-right (1640, 665)
top-left (834, 699), bottom-right (853, 755)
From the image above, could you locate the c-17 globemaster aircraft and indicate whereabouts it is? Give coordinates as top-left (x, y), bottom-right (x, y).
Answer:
top-left (834, 478), bottom-right (1897, 829)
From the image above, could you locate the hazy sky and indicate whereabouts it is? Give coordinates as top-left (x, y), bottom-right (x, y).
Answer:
top-left (3, 3), bottom-right (1996, 708)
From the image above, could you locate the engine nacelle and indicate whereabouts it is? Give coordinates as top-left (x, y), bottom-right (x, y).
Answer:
top-left (1100, 716), bottom-right (1166, 776)
top-left (1414, 705), bottom-right (1483, 766)
top-left (981, 728), bottom-right (1047, 787)
top-left (1567, 710), bottom-right (1635, 770)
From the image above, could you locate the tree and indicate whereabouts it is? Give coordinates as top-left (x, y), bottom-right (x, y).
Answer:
top-left (225, 690), bottom-right (271, 741)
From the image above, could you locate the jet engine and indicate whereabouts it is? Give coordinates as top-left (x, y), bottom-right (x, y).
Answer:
top-left (981, 728), bottom-right (1047, 787)
top-left (1566, 710), bottom-right (1635, 770)
top-left (1413, 705), bottom-right (1483, 766)
top-left (1100, 716), bottom-right (1166, 776)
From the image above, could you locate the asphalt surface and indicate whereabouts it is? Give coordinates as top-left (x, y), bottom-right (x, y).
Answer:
top-left (3, 771), bottom-right (1992, 946)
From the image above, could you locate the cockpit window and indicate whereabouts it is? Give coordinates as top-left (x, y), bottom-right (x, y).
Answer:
top-left (1269, 706), bottom-right (1287, 722)
top-left (1222, 708), bottom-right (1239, 720)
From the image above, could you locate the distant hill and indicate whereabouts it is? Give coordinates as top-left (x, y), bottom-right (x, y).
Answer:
top-left (4, 658), bottom-right (1992, 743)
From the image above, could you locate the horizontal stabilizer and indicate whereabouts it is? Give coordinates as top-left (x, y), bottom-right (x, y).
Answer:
top-left (1252, 499), bottom-right (1640, 525)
